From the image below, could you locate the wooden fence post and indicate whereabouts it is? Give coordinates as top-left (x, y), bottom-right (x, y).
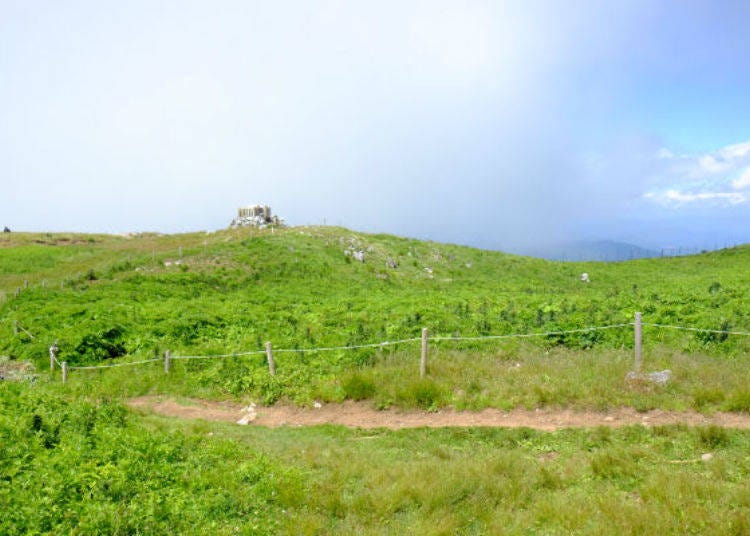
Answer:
top-left (61, 362), bottom-right (68, 384)
top-left (164, 350), bottom-right (171, 374)
top-left (179, 246), bottom-right (183, 258)
top-left (24, 280), bottom-right (29, 289)
top-left (634, 312), bottom-right (642, 372)
top-left (420, 327), bottom-right (428, 378)
top-left (13, 320), bottom-right (18, 335)
top-left (266, 342), bottom-right (276, 376)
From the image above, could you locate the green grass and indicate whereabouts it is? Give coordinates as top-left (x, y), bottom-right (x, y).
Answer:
top-left (5, 380), bottom-right (750, 535)
top-left (2, 226), bottom-right (750, 408)
top-left (5, 226), bottom-right (750, 533)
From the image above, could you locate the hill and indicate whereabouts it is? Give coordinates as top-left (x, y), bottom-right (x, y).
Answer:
top-left (2, 226), bottom-right (748, 360)
top-left (2, 225), bottom-right (750, 408)
top-left (5, 226), bottom-right (750, 534)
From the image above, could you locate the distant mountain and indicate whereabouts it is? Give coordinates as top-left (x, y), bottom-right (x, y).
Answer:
top-left (523, 240), bottom-right (660, 262)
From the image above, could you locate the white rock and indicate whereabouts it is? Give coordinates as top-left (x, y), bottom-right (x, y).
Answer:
top-left (701, 452), bottom-right (713, 462)
top-left (237, 403), bottom-right (257, 425)
top-left (237, 411), bottom-right (257, 425)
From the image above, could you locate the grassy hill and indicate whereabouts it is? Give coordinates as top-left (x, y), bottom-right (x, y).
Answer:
top-left (2, 226), bottom-right (750, 409)
top-left (5, 226), bottom-right (750, 534)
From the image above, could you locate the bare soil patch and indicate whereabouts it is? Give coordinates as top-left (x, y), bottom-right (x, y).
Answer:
top-left (128, 396), bottom-right (750, 430)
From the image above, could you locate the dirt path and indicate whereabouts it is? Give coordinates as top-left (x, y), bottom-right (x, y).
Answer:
top-left (127, 396), bottom-right (750, 430)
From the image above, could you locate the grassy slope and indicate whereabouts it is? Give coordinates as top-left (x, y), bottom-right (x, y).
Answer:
top-left (4, 381), bottom-right (750, 535)
top-left (2, 227), bottom-right (750, 410)
top-left (4, 227), bottom-right (750, 533)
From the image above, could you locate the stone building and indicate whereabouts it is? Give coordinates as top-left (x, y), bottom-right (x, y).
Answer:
top-left (230, 204), bottom-right (284, 228)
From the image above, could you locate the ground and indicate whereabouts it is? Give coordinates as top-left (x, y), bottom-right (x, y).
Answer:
top-left (128, 396), bottom-right (750, 431)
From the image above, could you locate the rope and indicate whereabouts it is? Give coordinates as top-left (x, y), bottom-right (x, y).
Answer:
top-left (16, 323), bottom-right (35, 339)
top-left (172, 350), bottom-right (268, 360)
top-left (429, 323), bottom-right (633, 342)
top-left (50, 321), bottom-right (750, 373)
top-left (271, 338), bottom-right (422, 354)
top-left (68, 358), bottom-right (161, 370)
top-left (641, 323), bottom-right (750, 337)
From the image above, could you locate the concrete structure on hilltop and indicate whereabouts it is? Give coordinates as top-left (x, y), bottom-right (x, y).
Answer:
top-left (230, 204), bottom-right (284, 228)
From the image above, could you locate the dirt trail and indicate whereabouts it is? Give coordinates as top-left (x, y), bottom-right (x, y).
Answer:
top-left (127, 396), bottom-right (750, 430)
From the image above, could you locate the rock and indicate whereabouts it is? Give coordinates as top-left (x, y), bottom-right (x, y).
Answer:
top-left (237, 403), bottom-right (257, 425)
top-left (580, 272), bottom-right (590, 283)
top-left (626, 370), bottom-right (672, 385)
top-left (237, 412), bottom-right (256, 425)
top-left (0, 357), bottom-right (36, 382)
top-left (386, 258), bottom-right (398, 269)
top-left (701, 453), bottom-right (713, 462)
top-left (648, 370), bottom-right (672, 385)
top-left (352, 250), bottom-right (365, 263)
top-left (313, 401), bottom-right (322, 409)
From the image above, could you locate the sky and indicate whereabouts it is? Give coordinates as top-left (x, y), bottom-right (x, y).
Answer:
top-left (2, 0), bottom-right (750, 252)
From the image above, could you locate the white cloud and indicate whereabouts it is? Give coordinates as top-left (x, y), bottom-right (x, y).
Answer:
top-left (656, 139), bottom-right (750, 181)
top-left (732, 167), bottom-right (750, 190)
top-left (656, 148), bottom-right (674, 159)
top-left (644, 139), bottom-right (750, 208)
top-left (697, 155), bottom-right (731, 175)
top-left (645, 189), bottom-right (747, 206)
top-left (719, 141), bottom-right (750, 161)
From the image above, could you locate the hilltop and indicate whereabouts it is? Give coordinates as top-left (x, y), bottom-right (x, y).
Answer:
top-left (2, 226), bottom-right (749, 364)
top-left (2, 225), bottom-right (750, 408)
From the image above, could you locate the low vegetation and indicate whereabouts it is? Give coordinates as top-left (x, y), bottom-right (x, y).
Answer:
top-left (3, 227), bottom-right (750, 533)
top-left (4, 381), bottom-right (750, 534)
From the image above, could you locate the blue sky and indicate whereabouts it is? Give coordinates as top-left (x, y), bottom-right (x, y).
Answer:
top-left (2, 1), bottom-right (750, 252)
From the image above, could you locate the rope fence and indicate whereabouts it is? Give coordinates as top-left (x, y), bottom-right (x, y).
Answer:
top-left (428, 323), bottom-right (633, 342)
top-left (641, 323), bottom-right (750, 337)
top-left (68, 358), bottom-right (162, 371)
top-left (27, 313), bottom-right (750, 384)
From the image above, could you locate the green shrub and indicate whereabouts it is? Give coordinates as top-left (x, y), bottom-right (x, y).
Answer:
top-left (342, 373), bottom-right (376, 401)
top-left (725, 390), bottom-right (750, 412)
top-left (692, 387), bottom-right (725, 411)
top-left (396, 378), bottom-right (445, 410)
top-left (72, 326), bottom-right (127, 365)
top-left (697, 425), bottom-right (730, 449)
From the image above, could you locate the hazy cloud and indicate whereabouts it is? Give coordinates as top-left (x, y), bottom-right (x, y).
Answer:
top-left (645, 190), bottom-right (746, 206)
top-left (644, 140), bottom-right (750, 208)
top-left (732, 167), bottom-right (750, 190)
top-left (2, 1), bottom-right (750, 252)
